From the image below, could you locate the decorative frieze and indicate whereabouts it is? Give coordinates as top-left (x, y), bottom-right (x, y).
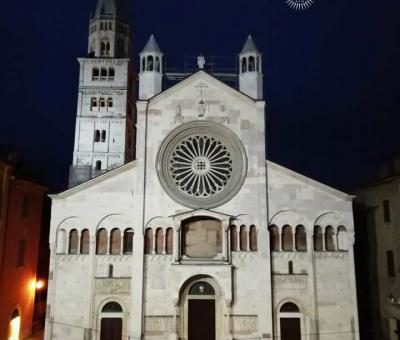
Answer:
top-left (231, 315), bottom-right (258, 334)
top-left (95, 278), bottom-right (131, 294)
top-left (314, 251), bottom-right (348, 260)
top-left (144, 316), bottom-right (175, 334)
top-left (272, 274), bottom-right (308, 291)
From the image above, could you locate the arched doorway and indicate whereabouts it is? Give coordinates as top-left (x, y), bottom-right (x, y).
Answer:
top-left (9, 309), bottom-right (20, 340)
top-left (99, 302), bottom-right (123, 340)
top-left (278, 302), bottom-right (302, 340)
top-left (180, 277), bottom-right (220, 340)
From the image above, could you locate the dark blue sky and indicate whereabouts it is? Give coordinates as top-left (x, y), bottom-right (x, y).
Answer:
top-left (1, 0), bottom-right (399, 191)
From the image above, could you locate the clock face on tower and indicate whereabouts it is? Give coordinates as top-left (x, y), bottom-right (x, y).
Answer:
top-left (157, 121), bottom-right (248, 209)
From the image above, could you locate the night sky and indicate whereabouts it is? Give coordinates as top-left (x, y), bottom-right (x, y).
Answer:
top-left (1, 0), bottom-right (399, 192)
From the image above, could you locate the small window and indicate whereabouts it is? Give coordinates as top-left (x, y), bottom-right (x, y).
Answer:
top-left (269, 225), bottom-right (280, 251)
top-left (240, 225), bottom-right (247, 251)
top-left (230, 225), bottom-right (238, 251)
top-left (99, 98), bottom-right (106, 108)
top-left (108, 68), bottom-right (115, 80)
top-left (249, 225), bottom-right (257, 251)
top-left (102, 302), bottom-right (122, 313)
top-left (289, 261), bottom-right (293, 274)
top-left (325, 226), bottom-right (335, 251)
top-left (80, 229), bottom-right (90, 254)
top-left (295, 225), bottom-right (307, 251)
top-left (314, 226), bottom-right (323, 251)
top-left (387, 250), bottom-right (395, 277)
top-left (147, 56), bottom-right (154, 71)
top-left (96, 229), bottom-right (108, 254)
top-left (249, 56), bottom-right (255, 72)
top-left (21, 195), bottom-right (30, 218)
top-left (95, 160), bottom-right (102, 171)
top-left (280, 302), bottom-right (300, 313)
top-left (17, 240), bottom-right (26, 267)
top-left (92, 68), bottom-right (100, 80)
top-left (383, 200), bottom-right (391, 223)
top-left (156, 228), bottom-right (163, 254)
top-left (110, 229), bottom-right (121, 255)
top-left (145, 228), bottom-right (153, 254)
top-left (282, 225), bottom-right (293, 251)
top-left (91, 98), bottom-right (98, 111)
top-left (94, 130), bottom-right (101, 142)
top-left (108, 264), bottom-right (114, 278)
top-left (189, 282), bottom-right (215, 295)
top-left (107, 98), bottom-right (113, 109)
top-left (101, 130), bottom-right (107, 143)
top-left (166, 228), bottom-right (173, 255)
top-left (100, 68), bottom-right (107, 80)
top-left (123, 229), bottom-right (134, 254)
top-left (69, 229), bottom-right (79, 254)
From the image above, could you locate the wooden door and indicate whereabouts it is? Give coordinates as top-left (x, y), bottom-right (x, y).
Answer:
top-left (280, 317), bottom-right (301, 340)
top-left (100, 318), bottom-right (122, 340)
top-left (188, 300), bottom-right (215, 340)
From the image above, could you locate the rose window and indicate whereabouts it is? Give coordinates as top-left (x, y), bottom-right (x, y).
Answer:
top-left (157, 121), bottom-right (247, 209)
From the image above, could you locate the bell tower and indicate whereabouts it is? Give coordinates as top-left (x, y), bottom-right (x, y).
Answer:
top-left (239, 35), bottom-right (263, 100)
top-left (69, 0), bottom-right (136, 188)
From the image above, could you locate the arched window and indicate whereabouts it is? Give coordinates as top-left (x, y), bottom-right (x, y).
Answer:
top-left (240, 225), bottom-right (248, 251)
top-left (295, 225), bottom-right (307, 251)
top-left (147, 56), bottom-right (154, 71)
top-left (337, 226), bottom-right (348, 251)
top-left (313, 226), bottom-right (323, 251)
top-left (325, 226), bottom-right (335, 251)
top-left (101, 39), bottom-right (111, 56)
top-left (57, 229), bottom-right (67, 254)
top-left (100, 68), bottom-right (108, 80)
top-left (155, 228), bottom-right (164, 254)
top-left (95, 160), bottom-right (102, 170)
top-left (108, 68), bottom-right (115, 80)
top-left (101, 130), bottom-right (107, 142)
top-left (282, 225), bottom-right (293, 251)
top-left (145, 228), bottom-right (153, 254)
top-left (279, 302), bottom-right (302, 340)
top-left (100, 302), bottom-right (123, 340)
top-left (155, 57), bottom-right (161, 72)
top-left (110, 229), bottom-right (121, 255)
top-left (102, 302), bottom-right (123, 313)
top-left (269, 225), bottom-right (280, 251)
top-left (123, 228), bottom-right (134, 254)
top-left (91, 98), bottom-right (98, 111)
top-left (242, 57), bottom-right (247, 73)
top-left (107, 98), bottom-right (113, 109)
top-left (249, 225), bottom-right (257, 251)
top-left (80, 229), bottom-right (90, 254)
top-left (99, 98), bottom-right (106, 108)
top-left (289, 261), bottom-right (294, 274)
top-left (230, 225), bottom-right (238, 251)
top-left (165, 228), bottom-right (173, 255)
top-left (69, 229), bottom-right (79, 254)
top-left (108, 264), bottom-right (113, 278)
top-left (249, 56), bottom-right (255, 72)
top-left (9, 309), bottom-right (20, 340)
top-left (280, 302), bottom-right (300, 313)
top-left (96, 229), bottom-right (108, 254)
top-left (92, 68), bottom-right (100, 80)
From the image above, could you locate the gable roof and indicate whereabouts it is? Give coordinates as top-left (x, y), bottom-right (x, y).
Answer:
top-left (146, 70), bottom-right (264, 107)
top-left (267, 160), bottom-right (354, 201)
top-left (49, 161), bottom-right (137, 200)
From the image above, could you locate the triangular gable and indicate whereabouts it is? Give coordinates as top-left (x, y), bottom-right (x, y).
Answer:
top-left (145, 71), bottom-right (263, 108)
top-left (267, 160), bottom-right (354, 201)
top-left (49, 161), bottom-right (137, 200)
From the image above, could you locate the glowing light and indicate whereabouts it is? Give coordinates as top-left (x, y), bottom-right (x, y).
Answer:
top-left (35, 280), bottom-right (45, 290)
top-left (9, 316), bottom-right (20, 340)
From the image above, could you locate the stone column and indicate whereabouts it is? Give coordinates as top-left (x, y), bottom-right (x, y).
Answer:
top-left (173, 223), bottom-right (180, 262)
top-left (222, 220), bottom-right (229, 261)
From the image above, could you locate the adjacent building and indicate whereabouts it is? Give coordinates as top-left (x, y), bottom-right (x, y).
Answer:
top-left (45, 1), bottom-right (360, 339)
top-left (0, 159), bottom-right (47, 339)
top-left (354, 164), bottom-right (400, 340)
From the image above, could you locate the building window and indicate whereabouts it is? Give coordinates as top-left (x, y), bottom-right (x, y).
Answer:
top-left (17, 240), bottom-right (26, 267)
top-left (108, 264), bottom-right (114, 278)
top-left (80, 229), bottom-right (90, 254)
top-left (96, 229), bottom-right (108, 255)
top-left (123, 229), bottom-right (134, 254)
top-left (57, 229), bottom-right (67, 254)
top-left (166, 228), bottom-right (173, 255)
top-left (240, 225), bottom-right (248, 251)
top-left (269, 225), bottom-right (280, 251)
top-left (383, 200), bottom-right (391, 222)
top-left (387, 250), bottom-right (396, 277)
top-left (68, 229), bottom-right (79, 254)
top-left (107, 98), bottom-right (113, 109)
top-left (110, 229), bottom-right (121, 255)
top-left (282, 225), bottom-right (293, 251)
top-left (313, 226), bottom-right (323, 251)
top-left (92, 68), bottom-right (100, 80)
top-left (91, 98), bottom-right (98, 111)
top-left (94, 130), bottom-right (100, 142)
top-left (337, 226), bottom-right (348, 251)
top-left (99, 98), bottom-right (106, 109)
top-left (147, 56), bottom-right (154, 71)
top-left (21, 195), bottom-right (30, 218)
top-left (249, 56), bottom-right (255, 72)
top-left (145, 228), bottom-right (153, 254)
top-left (325, 226), bottom-right (335, 251)
top-left (108, 68), bottom-right (115, 80)
top-left (230, 225), bottom-right (238, 251)
top-left (156, 228), bottom-right (164, 254)
top-left (101, 130), bottom-right (107, 142)
top-left (249, 225), bottom-right (257, 251)
top-left (295, 225), bottom-right (307, 251)
top-left (95, 160), bottom-right (102, 170)
top-left (100, 68), bottom-right (108, 80)
top-left (289, 261), bottom-right (294, 274)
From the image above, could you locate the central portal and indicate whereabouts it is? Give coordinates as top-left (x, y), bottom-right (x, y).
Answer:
top-left (188, 300), bottom-right (216, 340)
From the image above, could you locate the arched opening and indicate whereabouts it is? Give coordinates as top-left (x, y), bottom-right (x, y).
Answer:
top-left (123, 228), bottom-right (134, 254)
top-left (110, 229), bottom-right (121, 255)
top-left (80, 229), bottom-right (90, 254)
top-left (95, 160), bottom-right (102, 171)
top-left (107, 98), bottom-right (113, 109)
top-left (91, 98), bottom-right (98, 111)
top-left (166, 228), bottom-right (173, 255)
top-left (240, 225), bottom-right (248, 251)
top-left (179, 277), bottom-right (219, 340)
top-left (101, 68), bottom-right (107, 80)
top-left (68, 229), bottom-right (79, 254)
top-left (9, 309), bottom-right (20, 340)
top-left (269, 225), bottom-right (280, 251)
top-left (230, 225), bottom-right (238, 251)
top-left (144, 228), bottom-right (153, 254)
top-left (108, 68), bottom-right (115, 80)
top-left (101, 130), bottom-right (107, 142)
top-left (313, 225), bottom-right (323, 251)
top-left (337, 226), bottom-right (348, 251)
top-left (295, 225), bottom-right (307, 251)
top-left (155, 56), bottom-right (161, 72)
top-left (156, 228), bottom-right (164, 254)
top-left (282, 225), bottom-right (293, 251)
top-left (248, 56), bottom-right (255, 72)
top-left (96, 229), bottom-right (108, 255)
top-left (56, 229), bottom-right (67, 254)
top-left (249, 225), bottom-right (257, 251)
top-left (181, 217), bottom-right (222, 258)
top-left (100, 302), bottom-right (123, 340)
top-left (279, 302), bottom-right (301, 340)
top-left (92, 68), bottom-right (100, 80)
top-left (325, 226), bottom-right (335, 251)
top-left (99, 97), bottom-right (106, 109)
top-left (241, 57), bottom-right (247, 73)
top-left (147, 55), bottom-right (154, 71)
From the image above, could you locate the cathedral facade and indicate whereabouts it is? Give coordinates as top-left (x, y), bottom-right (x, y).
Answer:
top-left (45, 1), bottom-right (359, 339)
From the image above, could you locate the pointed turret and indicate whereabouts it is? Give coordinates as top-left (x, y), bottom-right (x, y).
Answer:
top-left (139, 35), bottom-right (164, 99)
top-left (239, 35), bottom-right (263, 100)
